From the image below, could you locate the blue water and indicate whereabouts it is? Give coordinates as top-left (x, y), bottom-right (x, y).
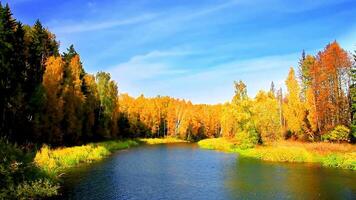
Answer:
top-left (63, 143), bottom-right (356, 200)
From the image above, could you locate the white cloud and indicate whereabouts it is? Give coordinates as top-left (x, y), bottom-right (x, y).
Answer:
top-left (52, 14), bottom-right (157, 34)
top-left (107, 50), bottom-right (300, 104)
top-left (107, 49), bottom-right (192, 95)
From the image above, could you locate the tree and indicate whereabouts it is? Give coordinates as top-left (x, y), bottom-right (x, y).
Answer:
top-left (283, 67), bottom-right (305, 139)
top-left (253, 91), bottom-right (281, 143)
top-left (351, 50), bottom-right (356, 141)
top-left (232, 80), bottom-right (247, 103)
top-left (62, 55), bottom-right (85, 144)
top-left (269, 81), bottom-right (276, 97)
top-left (96, 72), bottom-right (118, 139)
top-left (298, 54), bottom-right (315, 99)
top-left (309, 42), bottom-right (352, 133)
top-left (0, 4), bottom-right (20, 139)
top-left (82, 74), bottom-right (100, 141)
top-left (42, 56), bottom-right (64, 144)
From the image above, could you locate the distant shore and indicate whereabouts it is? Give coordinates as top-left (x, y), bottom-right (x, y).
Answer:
top-left (198, 138), bottom-right (356, 170)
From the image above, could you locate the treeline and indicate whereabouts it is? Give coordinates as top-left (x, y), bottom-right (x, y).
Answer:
top-left (219, 42), bottom-right (356, 146)
top-left (115, 42), bottom-right (356, 146)
top-left (0, 4), bottom-right (120, 145)
top-left (1, 3), bottom-right (355, 147)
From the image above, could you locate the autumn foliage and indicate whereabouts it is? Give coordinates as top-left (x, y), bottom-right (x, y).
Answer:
top-left (0, 4), bottom-right (355, 147)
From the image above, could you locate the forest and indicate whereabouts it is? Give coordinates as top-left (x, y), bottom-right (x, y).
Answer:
top-left (1, 2), bottom-right (355, 146)
top-left (0, 2), bottom-right (356, 199)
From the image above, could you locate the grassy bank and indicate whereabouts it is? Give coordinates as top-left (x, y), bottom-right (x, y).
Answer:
top-left (1, 139), bottom-right (140, 199)
top-left (34, 139), bottom-right (139, 177)
top-left (139, 137), bottom-right (187, 145)
top-left (198, 138), bottom-right (356, 170)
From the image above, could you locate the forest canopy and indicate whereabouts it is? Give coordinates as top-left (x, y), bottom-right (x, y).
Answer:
top-left (0, 3), bottom-right (355, 147)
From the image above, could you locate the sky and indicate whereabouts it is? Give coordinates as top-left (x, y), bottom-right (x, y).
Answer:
top-left (6, 0), bottom-right (356, 104)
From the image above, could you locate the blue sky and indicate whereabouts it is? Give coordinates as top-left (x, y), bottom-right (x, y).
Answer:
top-left (7, 0), bottom-right (356, 104)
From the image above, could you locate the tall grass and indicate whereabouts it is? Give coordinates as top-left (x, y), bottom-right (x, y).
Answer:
top-left (197, 138), bottom-right (237, 152)
top-left (34, 139), bottom-right (139, 177)
top-left (198, 138), bottom-right (356, 170)
top-left (139, 137), bottom-right (187, 145)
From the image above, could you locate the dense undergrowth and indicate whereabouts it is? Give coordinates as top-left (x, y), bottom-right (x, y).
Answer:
top-left (0, 139), bottom-right (59, 199)
top-left (198, 138), bottom-right (356, 170)
top-left (1, 139), bottom-right (139, 199)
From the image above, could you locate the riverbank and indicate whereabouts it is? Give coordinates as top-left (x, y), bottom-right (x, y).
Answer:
top-left (198, 138), bottom-right (356, 170)
top-left (1, 137), bottom-right (186, 199)
top-left (34, 139), bottom-right (139, 178)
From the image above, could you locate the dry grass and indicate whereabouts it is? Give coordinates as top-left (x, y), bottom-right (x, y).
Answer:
top-left (139, 137), bottom-right (187, 145)
top-left (271, 140), bottom-right (356, 155)
top-left (198, 138), bottom-right (356, 170)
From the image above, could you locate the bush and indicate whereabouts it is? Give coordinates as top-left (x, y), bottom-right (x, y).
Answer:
top-left (0, 139), bottom-right (59, 199)
top-left (15, 179), bottom-right (59, 199)
top-left (322, 125), bottom-right (350, 142)
top-left (235, 129), bottom-right (259, 149)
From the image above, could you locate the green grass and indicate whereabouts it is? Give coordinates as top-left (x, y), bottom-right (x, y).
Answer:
top-left (321, 153), bottom-right (356, 170)
top-left (198, 138), bottom-right (356, 170)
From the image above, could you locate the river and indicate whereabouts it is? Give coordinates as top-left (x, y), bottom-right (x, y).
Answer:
top-left (62, 143), bottom-right (356, 200)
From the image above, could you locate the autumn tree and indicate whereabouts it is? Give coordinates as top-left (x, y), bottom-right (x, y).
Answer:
top-left (252, 91), bottom-right (281, 143)
top-left (62, 54), bottom-right (85, 144)
top-left (283, 67), bottom-right (305, 139)
top-left (42, 56), bottom-right (64, 144)
top-left (309, 42), bottom-right (352, 134)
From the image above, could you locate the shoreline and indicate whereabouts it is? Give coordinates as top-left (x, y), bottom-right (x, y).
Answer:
top-left (197, 138), bottom-right (356, 170)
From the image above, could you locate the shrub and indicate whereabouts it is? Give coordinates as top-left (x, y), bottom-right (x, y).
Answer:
top-left (0, 139), bottom-right (59, 199)
top-left (15, 179), bottom-right (59, 199)
top-left (235, 129), bottom-right (259, 149)
top-left (322, 125), bottom-right (350, 142)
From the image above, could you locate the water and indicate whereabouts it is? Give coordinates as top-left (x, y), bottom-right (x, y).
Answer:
top-left (62, 143), bottom-right (356, 200)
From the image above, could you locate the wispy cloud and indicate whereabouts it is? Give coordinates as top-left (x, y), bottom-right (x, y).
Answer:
top-left (52, 14), bottom-right (157, 34)
top-left (107, 49), bottom-right (193, 95)
top-left (107, 50), bottom-right (300, 104)
top-left (13, 0), bottom-right (355, 103)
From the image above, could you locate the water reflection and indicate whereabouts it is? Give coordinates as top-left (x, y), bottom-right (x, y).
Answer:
top-left (62, 144), bottom-right (356, 200)
top-left (225, 156), bottom-right (356, 199)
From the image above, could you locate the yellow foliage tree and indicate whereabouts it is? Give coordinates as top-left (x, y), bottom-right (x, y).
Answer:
top-left (283, 67), bottom-right (305, 139)
top-left (42, 56), bottom-right (65, 144)
top-left (252, 91), bottom-right (281, 143)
